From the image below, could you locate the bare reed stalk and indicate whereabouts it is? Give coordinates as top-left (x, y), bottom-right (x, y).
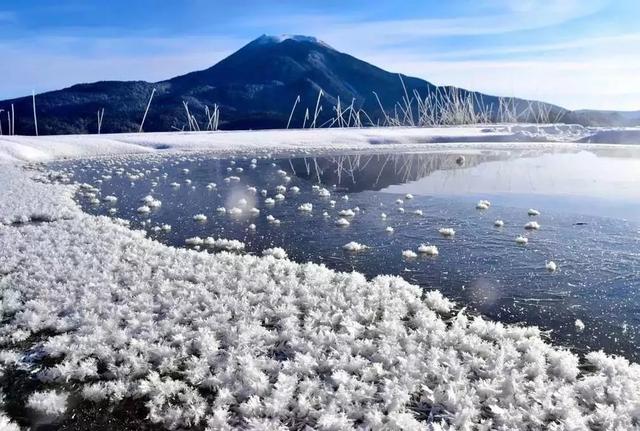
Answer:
top-left (286, 95), bottom-right (300, 129)
top-left (310, 89), bottom-right (323, 128)
top-left (32, 91), bottom-right (38, 136)
top-left (139, 88), bottom-right (156, 133)
top-left (97, 108), bottom-right (104, 134)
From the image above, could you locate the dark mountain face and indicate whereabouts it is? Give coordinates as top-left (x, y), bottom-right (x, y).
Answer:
top-left (0, 34), bottom-right (634, 135)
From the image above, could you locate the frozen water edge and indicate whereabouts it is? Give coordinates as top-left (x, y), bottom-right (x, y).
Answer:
top-left (0, 128), bottom-right (639, 429)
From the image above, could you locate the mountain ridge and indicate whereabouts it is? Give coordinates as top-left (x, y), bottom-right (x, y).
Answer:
top-left (0, 34), bottom-right (636, 135)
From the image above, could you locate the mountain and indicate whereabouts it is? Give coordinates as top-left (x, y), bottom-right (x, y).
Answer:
top-left (0, 34), bottom-right (636, 135)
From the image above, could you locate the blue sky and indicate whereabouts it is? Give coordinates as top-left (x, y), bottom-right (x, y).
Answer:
top-left (1, 0), bottom-right (639, 110)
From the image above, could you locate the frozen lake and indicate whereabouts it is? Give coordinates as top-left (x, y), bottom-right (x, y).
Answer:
top-left (57, 146), bottom-right (640, 362)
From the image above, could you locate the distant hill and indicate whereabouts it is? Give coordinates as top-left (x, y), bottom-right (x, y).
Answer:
top-left (0, 34), bottom-right (636, 135)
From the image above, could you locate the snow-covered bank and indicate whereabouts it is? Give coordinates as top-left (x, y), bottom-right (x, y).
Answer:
top-left (1, 128), bottom-right (640, 429)
top-left (1, 124), bottom-right (636, 164)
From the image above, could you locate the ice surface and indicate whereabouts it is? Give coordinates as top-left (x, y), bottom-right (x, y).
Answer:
top-left (1, 127), bottom-right (640, 428)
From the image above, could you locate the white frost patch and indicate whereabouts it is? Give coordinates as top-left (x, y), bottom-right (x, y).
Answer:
top-left (193, 214), bottom-right (208, 222)
top-left (0, 165), bottom-right (79, 225)
top-left (262, 247), bottom-right (288, 259)
top-left (438, 227), bottom-right (456, 237)
top-left (402, 249), bottom-right (417, 259)
top-left (418, 244), bottom-right (439, 256)
top-left (27, 390), bottom-right (68, 417)
top-left (525, 221), bottom-right (541, 230)
top-left (203, 237), bottom-right (245, 251)
top-left (0, 413), bottom-right (20, 431)
top-left (334, 217), bottom-right (350, 227)
top-left (297, 203), bottom-right (313, 212)
top-left (342, 241), bottom-right (369, 252)
top-left (476, 199), bottom-right (491, 210)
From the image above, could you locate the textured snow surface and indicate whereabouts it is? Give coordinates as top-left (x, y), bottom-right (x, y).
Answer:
top-left (1, 128), bottom-right (640, 429)
top-left (1, 124), bottom-right (635, 165)
top-left (3, 213), bottom-right (640, 429)
top-left (0, 164), bottom-right (79, 225)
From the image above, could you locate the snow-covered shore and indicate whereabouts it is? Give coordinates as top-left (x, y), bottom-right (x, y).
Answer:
top-left (1, 127), bottom-right (639, 429)
top-left (0, 123), bottom-right (619, 164)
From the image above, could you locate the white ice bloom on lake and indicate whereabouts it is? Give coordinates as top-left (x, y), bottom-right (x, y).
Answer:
top-left (525, 221), bottom-right (541, 230)
top-left (185, 236), bottom-right (204, 246)
top-left (338, 209), bottom-right (355, 217)
top-left (342, 241), bottom-right (368, 252)
top-left (335, 217), bottom-right (350, 226)
top-left (516, 235), bottom-right (529, 244)
top-left (494, 219), bottom-right (504, 227)
top-left (193, 214), bottom-right (207, 222)
top-left (262, 247), bottom-right (288, 259)
top-left (203, 237), bottom-right (245, 251)
top-left (402, 249), bottom-right (417, 258)
top-left (438, 227), bottom-right (455, 237)
top-left (528, 208), bottom-right (541, 216)
top-left (418, 244), bottom-right (439, 256)
top-left (27, 390), bottom-right (68, 417)
top-left (476, 199), bottom-right (491, 210)
top-left (318, 188), bottom-right (331, 197)
top-left (297, 203), bottom-right (313, 212)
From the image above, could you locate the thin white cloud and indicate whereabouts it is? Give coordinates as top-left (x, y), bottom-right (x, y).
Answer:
top-left (0, 35), bottom-right (243, 98)
top-left (271, 0), bottom-right (605, 48)
top-left (421, 33), bottom-right (640, 60)
top-left (357, 55), bottom-right (640, 111)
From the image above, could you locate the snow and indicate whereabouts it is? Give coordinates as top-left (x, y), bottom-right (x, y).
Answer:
top-left (525, 221), bottom-right (541, 230)
top-left (193, 214), bottom-right (207, 222)
top-left (334, 217), bottom-right (350, 227)
top-left (297, 203), bottom-right (313, 212)
top-left (438, 227), bottom-right (456, 237)
top-left (341, 241), bottom-right (369, 252)
top-left (418, 244), bottom-right (439, 256)
top-left (1, 127), bottom-right (640, 429)
top-left (261, 247), bottom-right (288, 259)
top-left (1, 125), bottom-right (627, 165)
top-left (402, 249), bottom-right (418, 259)
top-left (26, 390), bottom-right (68, 417)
